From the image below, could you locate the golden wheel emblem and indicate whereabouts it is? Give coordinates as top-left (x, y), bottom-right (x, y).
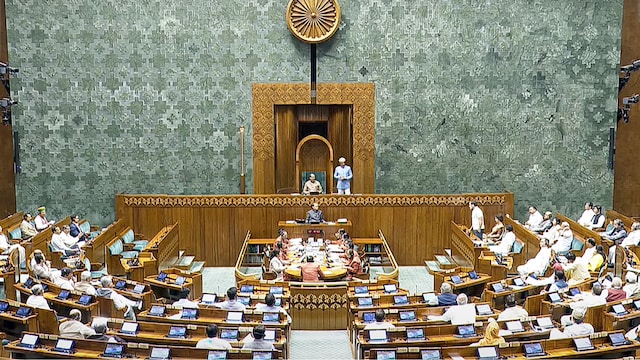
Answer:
top-left (286, 0), bottom-right (341, 44)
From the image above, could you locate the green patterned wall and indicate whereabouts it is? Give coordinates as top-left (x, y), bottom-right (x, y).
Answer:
top-left (6, 0), bottom-right (621, 225)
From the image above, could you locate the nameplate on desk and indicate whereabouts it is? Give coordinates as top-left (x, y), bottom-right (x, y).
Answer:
top-left (622, 299), bottom-right (632, 305)
top-left (128, 343), bottom-right (139, 349)
top-left (138, 343), bottom-right (149, 349)
top-left (187, 324), bottom-right (197, 330)
top-left (500, 342), bottom-right (511, 348)
top-left (285, 221), bottom-right (296, 224)
top-left (590, 332), bottom-right (607, 339)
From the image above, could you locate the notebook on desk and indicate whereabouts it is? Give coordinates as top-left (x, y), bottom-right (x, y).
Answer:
top-left (574, 337), bottom-right (595, 351)
top-left (19, 334), bottom-right (39, 348)
top-left (133, 284), bottom-right (145, 294)
top-left (450, 275), bottom-right (463, 284)
top-left (523, 342), bottom-right (545, 357)
top-left (376, 350), bottom-right (396, 360)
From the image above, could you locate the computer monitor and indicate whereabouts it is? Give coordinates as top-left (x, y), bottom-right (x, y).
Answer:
top-left (574, 337), bottom-right (594, 351)
top-left (523, 343), bottom-right (545, 357)
top-left (491, 283), bottom-right (505, 293)
top-left (450, 275), bottom-right (463, 284)
top-left (168, 326), bottom-right (187, 338)
top-left (24, 278), bottom-right (35, 288)
top-left (16, 306), bottom-right (32, 317)
top-left (263, 312), bottom-right (280, 323)
top-left (399, 310), bottom-right (415, 321)
top-left (103, 343), bottom-right (124, 357)
top-left (252, 352), bottom-right (272, 360)
top-left (420, 349), bottom-right (441, 360)
top-left (569, 287), bottom-right (581, 296)
top-left (376, 350), bottom-right (396, 360)
top-left (264, 329), bottom-right (276, 342)
top-left (634, 299), bottom-right (640, 310)
top-left (115, 280), bottom-right (126, 290)
top-left (393, 295), bottom-right (409, 305)
top-left (54, 339), bottom-right (75, 353)
top-left (505, 320), bottom-right (524, 332)
top-left (226, 311), bottom-right (243, 323)
top-left (368, 329), bottom-right (387, 342)
top-left (476, 304), bottom-right (493, 315)
top-left (149, 305), bottom-right (166, 317)
top-left (207, 350), bottom-right (228, 360)
top-left (181, 308), bottom-right (198, 319)
top-left (609, 332), bottom-right (630, 346)
top-left (220, 328), bottom-right (239, 340)
top-left (457, 325), bottom-right (476, 337)
top-left (477, 346), bottom-right (498, 360)
top-left (19, 334), bottom-right (38, 348)
top-left (358, 297), bottom-right (373, 306)
top-left (57, 290), bottom-right (71, 300)
top-left (238, 296), bottom-right (251, 306)
top-left (174, 276), bottom-right (186, 286)
top-left (548, 292), bottom-right (562, 303)
top-left (149, 347), bottom-right (171, 360)
top-left (274, 297), bottom-right (282, 307)
top-left (363, 312), bottom-right (375, 323)
top-left (383, 284), bottom-right (397, 293)
top-left (240, 285), bottom-right (254, 293)
top-left (133, 284), bottom-right (145, 294)
top-left (0, 301), bottom-right (8, 312)
top-left (157, 272), bottom-right (168, 281)
top-left (612, 304), bottom-right (628, 316)
top-left (406, 327), bottom-right (424, 341)
top-left (469, 270), bottom-right (479, 280)
top-left (536, 317), bottom-right (554, 329)
top-left (120, 322), bottom-right (138, 335)
top-left (201, 293), bottom-right (217, 304)
top-left (77, 294), bottom-right (93, 306)
top-left (269, 286), bottom-right (283, 295)
top-left (513, 278), bottom-right (525, 287)
top-left (354, 286), bottom-right (369, 294)
top-left (422, 293), bottom-right (437, 303)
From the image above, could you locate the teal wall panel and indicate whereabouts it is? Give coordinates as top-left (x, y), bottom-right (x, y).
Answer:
top-left (6, 0), bottom-right (622, 224)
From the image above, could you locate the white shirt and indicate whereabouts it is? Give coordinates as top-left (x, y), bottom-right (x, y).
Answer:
top-left (51, 233), bottom-right (73, 252)
top-left (577, 209), bottom-right (596, 227)
top-left (269, 257), bottom-right (286, 279)
top-left (570, 293), bottom-right (606, 309)
top-left (492, 231), bottom-right (516, 255)
top-left (588, 214), bottom-right (605, 229)
top-left (552, 229), bottom-right (573, 253)
top-left (621, 230), bottom-right (640, 247)
top-left (497, 306), bottom-right (529, 321)
top-left (55, 277), bottom-right (75, 291)
top-left (0, 234), bottom-right (10, 252)
top-left (195, 337), bottom-right (232, 350)
top-left (62, 232), bottom-right (80, 247)
top-left (471, 207), bottom-right (485, 231)
top-left (526, 211), bottom-right (544, 228)
top-left (364, 321), bottom-right (396, 330)
top-left (215, 299), bottom-right (246, 311)
top-left (26, 295), bottom-right (50, 310)
top-left (173, 298), bottom-right (199, 309)
top-left (429, 303), bottom-right (476, 325)
top-left (519, 247), bottom-right (551, 276)
top-left (578, 247), bottom-right (596, 265)
top-left (34, 215), bottom-right (51, 231)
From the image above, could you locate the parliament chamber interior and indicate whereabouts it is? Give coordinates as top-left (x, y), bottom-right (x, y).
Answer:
top-left (1, 0), bottom-right (640, 359)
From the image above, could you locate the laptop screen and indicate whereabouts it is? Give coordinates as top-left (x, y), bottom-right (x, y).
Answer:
top-left (201, 293), bottom-right (217, 304)
top-left (269, 286), bottom-right (283, 295)
top-left (369, 329), bottom-right (387, 341)
top-left (263, 312), bottom-right (279, 322)
top-left (610, 332), bottom-right (627, 346)
top-left (569, 287), bottom-right (581, 296)
top-left (174, 276), bottom-right (186, 286)
top-left (506, 320), bottom-right (524, 332)
top-left (20, 334), bottom-right (38, 347)
top-left (458, 325), bottom-right (476, 336)
top-left (208, 350), bottom-right (228, 360)
top-left (264, 329), bottom-right (276, 342)
top-left (376, 350), bottom-right (396, 360)
top-left (78, 295), bottom-right (92, 305)
top-left (393, 295), bottom-right (408, 305)
top-left (104, 343), bottom-right (124, 356)
top-left (55, 339), bottom-right (74, 351)
top-left (477, 346), bottom-right (497, 358)
top-left (421, 349), bottom-right (441, 360)
top-left (612, 304), bottom-right (627, 314)
top-left (150, 347), bottom-right (170, 359)
top-left (149, 305), bottom-right (166, 316)
top-left (240, 285), bottom-right (254, 293)
top-left (548, 292), bottom-right (561, 303)
top-left (469, 270), bottom-right (478, 280)
top-left (358, 297), bottom-right (373, 306)
top-left (634, 299), bottom-right (640, 310)
top-left (16, 307), bottom-right (32, 317)
top-left (491, 283), bottom-right (504, 292)
top-left (58, 290), bottom-right (70, 300)
top-left (238, 296), bottom-right (251, 306)
top-left (252, 352), bottom-right (272, 360)
top-left (536, 317), bottom-right (553, 328)
top-left (399, 310), bottom-right (415, 321)
top-left (24, 278), bottom-right (35, 288)
top-left (450, 275), bottom-right (462, 284)
top-left (476, 304), bottom-right (492, 315)
top-left (355, 286), bottom-right (369, 294)
top-left (115, 280), bottom-right (126, 289)
top-left (0, 301), bottom-right (8, 312)
top-left (133, 284), bottom-right (145, 294)
top-left (121, 322), bottom-right (138, 334)
top-left (227, 311), bottom-right (243, 322)
top-left (181, 308), bottom-right (198, 319)
top-left (513, 278), bottom-right (525, 286)
top-left (157, 273), bottom-right (168, 281)
top-left (383, 284), bottom-right (397, 293)
top-left (220, 329), bottom-right (238, 340)
top-left (574, 337), bottom-right (594, 351)
top-left (407, 328), bottom-right (424, 340)
top-left (168, 326), bottom-right (186, 337)
top-left (422, 293), bottom-right (437, 303)
top-left (363, 312), bottom-right (375, 323)
top-left (523, 343), bottom-right (544, 356)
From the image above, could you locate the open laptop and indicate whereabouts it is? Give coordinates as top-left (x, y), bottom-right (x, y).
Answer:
top-left (237, 296), bottom-right (251, 306)
top-left (523, 342), bottom-right (545, 357)
top-left (450, 275), bottom-right (463, 284)
top-left (399, 310), bottom-right (416, 321)
top-left (420, 349), bottom-right (441, 360)
top-left (149, 305), bottom-right (166, 317)
top-left (513, 277), bottom-right (525, 287)
top-left (368, 329), bottom-right (388, 343)
top-left (574, 337), bottom-right (595, 351)
top-left (376, 350), bottom-right (396, 360)
top-left (57, 289), bottom-right (71, 301)
top-left (548, 292), bottom-right (562, 303)
top-left (220, 328), bottom-right (239, 341)
top-left (491, 283), bottom-right (506, 293)
top-left (0, 301), bottom-right (8, 312)
top-left (174, 276), bottom-right (186, 286)
top-left (264, 329), bottom-right (276, 342)
top-left (358, 297), bottom-right (373, 307)
top-left (149, 347), bottom-right (171, 360)
top-left (456, 325), bottom-right (476, 338)
top-left (201, 293), bottom-right (217, 305)
top-left (262, 312), bottom-right (280, 323)
top-left (15, 306), bottom-right (32, 318)
top-left (226, 311), bottom-right (244, 323)
top-left (477, 346), bottom-right (498, 360)
top-left (240, 285), bottom-right (254, 294)
top-left (252, 352), bottom-right (272, 360)
top-left (363, 312), bottom-right (375, 323)
top-left (24, 278), bottom-right (35, 288)
top-left (383, 284), bottom-right (398, 293)
top-left (133, 284), bottom-right (145, 294)
top-left (393, 295), bottom-right (409, 305)
top-left (422, 293), bottom-right (437, 304)
top-left (157, 272), bottom-right (168, 281)
top-left (536, 317), bottom-right (554, 329)
top-left (77, 294), bottom-right (93, 306)
top-left (612, 304), bottom-right (629, 316)
top-left (609, 332), bottom-right (631, 346)
top-left (120, 322), bottom-right (138, 335)
top-left (505, 320), bottom-right (524, 333)
top-left (269, 286), bottom-right (284, 295)
top-left (207, 350), bottom-right (228, 360)
top-left (181, 308), bottom-right (198, 320)
top-left (476, 304), bottom-right (493, 316)
top-left (19, 334), bottom-right (39, 348)
top-left (406, 327), bottom-right (425, 341)
top-left (115, 280), bottom-right (126, 290)
top-left (354, 286), bottom-right (369, 295)
top-left (469, 270), bottom-right (479, 280)
top-left (634, 299), bottom-right (640, 310)
top-left (102, 343), bottom-right (125, 358)
top-left (54, 339), bottom-right (75, 354)
top-left (167, 326), bottom-right (187, 338)
top-left (569, 287), bottom-right (581, 296)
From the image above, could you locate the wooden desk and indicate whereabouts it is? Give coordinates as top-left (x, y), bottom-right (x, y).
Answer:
top-left (284, 262), bottom-right (347, 281)
top-left (602, 296), bottom-right (640, 331)
top-left (0, 257), bottom-right (17, 301)
top-left (477, 251), bottom-right (513, 281)
top-left (0, 302), bottom-right (38, 336)
top-left (144, 268), bottom-right (202, 300)
top-left (82, 218), bottom-right (128, 265)
top-left (120, 251), bottom-right (157, 282)
top-left (277, 220), bottom-right (352, 239)
top-left (141, 223), bottom-right (179, 267)
top-left (483, 276), bottom-right (542, 310)
top-left (14, 280), bottom-right (99, 322)
top-left (450, 221), bottom-right (487, 270)
top-left (433, 271), bottom-right (491, 298)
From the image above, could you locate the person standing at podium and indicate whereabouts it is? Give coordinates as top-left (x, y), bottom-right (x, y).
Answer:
top-left (334, 157), bottom-right (353, 194)
top-left (303, 173), bottom-right (323, 195)
top-left (306, 203), bottom-right (324, 223)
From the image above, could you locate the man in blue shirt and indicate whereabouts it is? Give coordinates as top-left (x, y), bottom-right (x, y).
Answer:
top-left (334, 157), bottom-right (353, 194)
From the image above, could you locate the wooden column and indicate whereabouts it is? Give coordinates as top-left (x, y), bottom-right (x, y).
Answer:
top-left (0, 0), bottom-right (16, 217)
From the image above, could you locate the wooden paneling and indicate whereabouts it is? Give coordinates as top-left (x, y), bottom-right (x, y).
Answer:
top-left (274, 105), bottom-right (297, 192)
top-left (116, 192), bottom-right (513, 267)
top-left (0, 0), bottom-right (15, 217)
top-left (614, 0), bottom-right (640, 217)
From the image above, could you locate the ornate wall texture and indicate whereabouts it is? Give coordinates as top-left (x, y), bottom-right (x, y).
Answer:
top-left (6, 0), bottom-right (621, 225)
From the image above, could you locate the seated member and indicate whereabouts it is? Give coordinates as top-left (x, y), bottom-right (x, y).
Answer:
top-left (518, 238), bottom-right (552, 276)
top-left (69, 215), bottom-right (87, 242)
top-left (88, 322), bottom-right (125, 343)
top-left (255, 293), bottom-right (292, 323)
top-left (242, 325), bottom-right (276, 351)
top-left (345, 249), bottom-right (362, 279)
top-left (624, 272), bottom-right (640, 299)
top-left (475, 318), bottom-right (505, 346)
top-left (32, 251), bottom-right (60, 281)
top-left (578, 238), bottom-right (597, 265)
top-left (485, 214), bottom-right (505, 240)
top-left (587, 245), bottom-right (606, 272)
top-left (50, 226), bottom-right (80, 256)
top-left (74, 271), bottom-right (97, 295)
top-left (96, 276), bottom-right (141, 321)
top-left (172, 288), bottom-right (199, 309)
top-left (531, 211), bottom-right (553, 233)
top-left (606, 220), bottom-right (630, 265)
top-left (587, 205), bottom-right (605, 229)
top-left (550, 308), bottom-right (594, 339)
top-left (489, 224), bottom-right (515, 255)
top-left (546, 270), bottom-right (568, 293)
top-left (427, 282), bottom-right (458, 306)
top-left (20, 213), bottom-right (38, 239)
top-left (551, 222), bottom-right (573, 254)
top-left (59, 309), bottom-right (96, 339)
top-left (34, 206), bottom-right (54, 232)
top-left (305, 203), bottom-right (324, 223)
top-left (567, 282), bottom-right (606, 310)
top-left (196, 324), bottom-right (232, 350)
top-left (577, 202), bottom-right (595, 228)
top-left (427, 293), bottom-right (476, 325)
top-left (269, 249), bottom-right (286, 280)
top-left (524, 206), bottom-right (544, 229)
top-left (214, 287), bottom-right (246, 311)
top-left (55, 267), bottom-right (76, 291)
top-left (0, 225), bottom-right (26, 268)
top-left (62, 225), bottom-right (85, 248)
top-left (302, 173), bottom-right (323, 195)
top-left (497, 294), bottom-right (528, 321)
top-left (364, 309), bottom-right (396, 330)
top-left (301, 255), bottom-right (321, 282)
top-left (26, 284), bottom-right (51, 310)
top-left (562, 253), bottom-right (590, 285)
top-left (606, 277), bottom-right (626, 302)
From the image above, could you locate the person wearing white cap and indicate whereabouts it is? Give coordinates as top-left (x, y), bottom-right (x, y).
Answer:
top-left (333, 157), bottom-right (352, 195)
top-left (549, 307), bottom-right (594, 339)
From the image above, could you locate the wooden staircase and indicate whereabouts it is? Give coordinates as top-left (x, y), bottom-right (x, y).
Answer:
top-left (159, 251), bottom-right (206, 275)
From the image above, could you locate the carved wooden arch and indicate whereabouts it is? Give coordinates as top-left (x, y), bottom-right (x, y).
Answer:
top-left (295, 135), bottom-right (334, 193)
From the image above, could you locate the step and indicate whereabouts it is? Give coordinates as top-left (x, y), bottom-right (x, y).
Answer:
top-left (175, 255), bottom-right (195, 270)
top-left (188, 261), bottom-right (206, 274)
top-left (159, 256), bottom-right (180, 271)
